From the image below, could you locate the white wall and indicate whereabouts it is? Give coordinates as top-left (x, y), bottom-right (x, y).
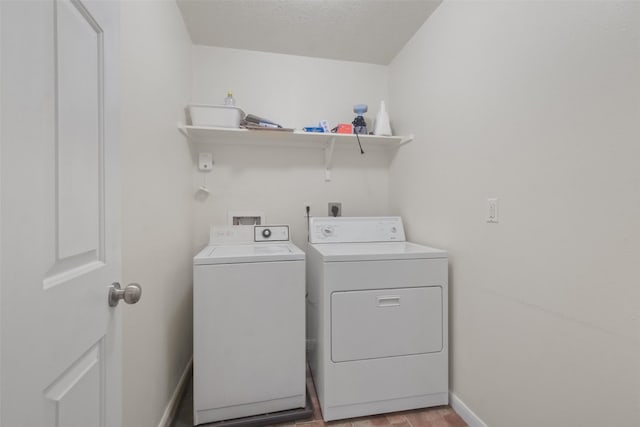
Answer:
top-left (120, 2), bottom-right (193, 427)
top-left (389, 2), bottom-right (640, 426)
top-left (191, 46), bottom-right (391, 249)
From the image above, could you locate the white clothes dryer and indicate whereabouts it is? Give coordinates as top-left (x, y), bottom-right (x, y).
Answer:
top-left (193, 225), bottom-right (306, 425)
top-left (306, 217), bottom-right (448, 421)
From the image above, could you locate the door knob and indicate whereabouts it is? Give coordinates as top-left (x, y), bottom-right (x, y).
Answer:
top-left (108, 282), bottom-right (142, 307)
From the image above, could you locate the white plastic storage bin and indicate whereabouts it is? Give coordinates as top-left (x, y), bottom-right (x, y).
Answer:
top-left (188, 104), bottom-right (245, 128)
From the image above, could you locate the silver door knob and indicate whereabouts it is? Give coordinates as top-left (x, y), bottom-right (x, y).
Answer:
top-left (108, 282), bottom-right (142, 307)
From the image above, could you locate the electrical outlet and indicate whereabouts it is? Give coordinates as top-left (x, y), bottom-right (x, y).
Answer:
top-left (487, 198), bottom-right (499, 223)
top-left (328, 202), bottom-right (342, 217)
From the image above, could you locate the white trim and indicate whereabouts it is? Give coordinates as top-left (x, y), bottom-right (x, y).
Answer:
top-left (449, 392), bottom-right (488, 427)
top-left (157, 357), bottom-right (193, 427)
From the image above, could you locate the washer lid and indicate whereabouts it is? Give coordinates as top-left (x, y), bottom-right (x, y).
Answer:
top-left (309, 241), bottom-right (447, 262)
top-left (194, 242), bottom-right (305, 265)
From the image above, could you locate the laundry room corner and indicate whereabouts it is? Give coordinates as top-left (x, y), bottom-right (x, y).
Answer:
top-left (120, 2), bottom-right (194, 427)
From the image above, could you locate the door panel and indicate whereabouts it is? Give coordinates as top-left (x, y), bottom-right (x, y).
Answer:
top-left (1, 1), bottom-right (121, 426)
top-left (44, 341), bottom-right (103, 427)
top-left (46, 0), bottom-right (106, 288)
top-left (56, 0), bottom-right (103, 261)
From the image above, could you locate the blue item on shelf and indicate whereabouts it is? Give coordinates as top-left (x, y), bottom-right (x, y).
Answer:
top-left (303, 127), bottom-right (325, 133)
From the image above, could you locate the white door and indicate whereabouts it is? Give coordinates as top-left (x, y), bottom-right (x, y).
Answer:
top-left (1, 1), bottom-right (132, 426)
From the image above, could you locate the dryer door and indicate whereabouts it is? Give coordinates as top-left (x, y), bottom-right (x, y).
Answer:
top-left (331, 286), bottom-right (443, 362)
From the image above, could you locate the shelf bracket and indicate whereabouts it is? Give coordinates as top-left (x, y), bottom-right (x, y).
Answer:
top-left (399, 134), bottom-right (414, 147)
top-left (178, 123), bottom-right (189, 139)
top-left (324, 136), bottom-right (336, 181)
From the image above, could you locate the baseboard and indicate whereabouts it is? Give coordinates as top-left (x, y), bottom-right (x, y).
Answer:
top-left (449, 392), bottom-right (488, 427)
top-left (158, 356), bottom-right (193, 427)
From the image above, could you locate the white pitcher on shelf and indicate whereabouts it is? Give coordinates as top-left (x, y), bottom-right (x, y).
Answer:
top-left (374, 100), bottom-right (392, 136)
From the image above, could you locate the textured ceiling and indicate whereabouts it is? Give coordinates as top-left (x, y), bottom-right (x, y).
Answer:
top-left (176, 0), bottom-right (442, 65)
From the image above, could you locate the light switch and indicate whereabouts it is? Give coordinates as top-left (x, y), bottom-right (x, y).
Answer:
top-left (487, 198), bottom-right (499, 223)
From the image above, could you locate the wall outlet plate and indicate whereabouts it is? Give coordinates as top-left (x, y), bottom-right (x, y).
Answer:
top-left (328, 202), bottom-right (342, 217)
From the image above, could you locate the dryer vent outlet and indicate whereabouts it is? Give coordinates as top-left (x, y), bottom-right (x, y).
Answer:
top-left (328, 202), bottom-right (342, 217)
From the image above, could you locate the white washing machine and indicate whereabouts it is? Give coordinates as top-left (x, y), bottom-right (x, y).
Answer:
top-left (193, 225), bottom-right (306, 425)
top-left (306, 217), bottom-right (448, 421)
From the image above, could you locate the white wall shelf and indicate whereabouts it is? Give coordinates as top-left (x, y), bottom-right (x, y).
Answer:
top-left (178, 124), bottom-right (414, 181)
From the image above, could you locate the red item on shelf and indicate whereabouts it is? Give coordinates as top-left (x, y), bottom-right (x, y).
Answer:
top-left (335, 123), bottom-right (353, 134)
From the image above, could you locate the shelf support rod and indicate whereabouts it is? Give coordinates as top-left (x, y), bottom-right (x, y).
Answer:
top-left (399, 134), bottom-right (414, 147)
top-left (324, 136), bottom-right (336, 181)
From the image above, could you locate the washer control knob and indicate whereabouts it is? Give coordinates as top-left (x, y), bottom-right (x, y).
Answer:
top-left (391, 226), bottom-right (397, 233)
top-left (262, 228), bottom-right (272, 238)
top-left (322, 225), bottom-right (334, 237)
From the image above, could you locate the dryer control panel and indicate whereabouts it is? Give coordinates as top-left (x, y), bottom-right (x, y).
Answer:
top-left (309, 217), bottom-right (406, 244)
